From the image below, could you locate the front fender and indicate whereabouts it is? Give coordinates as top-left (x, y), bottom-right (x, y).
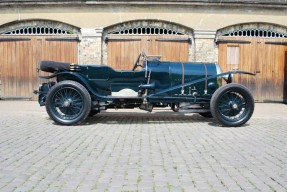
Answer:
top-left (223, 71), bottom-right (256, 84)
top-left (40, 72), bottom-right (109, 101)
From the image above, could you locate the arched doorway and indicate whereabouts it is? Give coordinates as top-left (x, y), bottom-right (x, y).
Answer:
top-left (0, 20), bottom-right (80, 100)
top-left (216, 23), bottom-right (287, 102)
top-left (103, 20), bottom-right (193, 70)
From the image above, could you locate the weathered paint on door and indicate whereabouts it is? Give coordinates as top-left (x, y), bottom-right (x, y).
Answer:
top-left (219, 37), bottom-right (287, 102)
top-left (284, 51), bottom-right (287, 103)
top-left (107, 35), bottom-right (189, 70)
top-left (0, 36), bottom-right (78, 100)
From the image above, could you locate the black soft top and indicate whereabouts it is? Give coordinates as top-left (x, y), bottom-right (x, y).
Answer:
top-left (40, 60), bottom-right (71, 73)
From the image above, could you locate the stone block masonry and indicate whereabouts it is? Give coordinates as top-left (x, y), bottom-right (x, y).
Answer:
top-left (79, 28), bottom-right (103, 65)
top-left (79, 37), bottom-right (102, 64)
top-left (194, 38), bottom-right (218, 62)
top-left (194, 30), bottom-right (218, 63)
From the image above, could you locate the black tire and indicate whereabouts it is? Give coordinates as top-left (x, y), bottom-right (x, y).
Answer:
top-left (171, 103), bottom-right (179, 112)
top-left (45, 80), bottom-right (91, 125)
top-left (199, 112), bottom-right (213, 118)
top-left (210, 83), bottom-right (254, 127)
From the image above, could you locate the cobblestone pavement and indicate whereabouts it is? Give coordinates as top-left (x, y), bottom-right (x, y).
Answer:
top-left (0, 101), bottom-right (287, 192)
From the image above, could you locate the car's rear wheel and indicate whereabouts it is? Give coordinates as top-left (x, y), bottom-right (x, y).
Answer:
top-left (171, 103), bottom-right (179, 112)
top-left (45, 80), bottom-right (91, 125)
top-left (210, 83), bottom-right (254, 127)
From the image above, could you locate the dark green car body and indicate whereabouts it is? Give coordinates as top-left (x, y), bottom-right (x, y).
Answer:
top-left (36, 57), bottom-right (255, 127)
top-left (79, 61), bottom-right (219, 98)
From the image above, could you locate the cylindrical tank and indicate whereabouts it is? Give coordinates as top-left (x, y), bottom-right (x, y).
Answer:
top-left (147, 61), bottom-right (222, 96)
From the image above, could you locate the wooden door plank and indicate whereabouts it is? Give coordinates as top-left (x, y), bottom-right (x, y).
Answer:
top-left (0, 36), bottom-right (78, 100)
top-left (0, 42), bottom-right (3, 96)
top-left (17, 39), bottom-right (23, 97)
top-left (107, 34), bottom-right (189, 70)
top-left (120, 36), bottom-right (126, 69)
top-left (30, 37), bottom-right (36, 100)
top-left (284, 48), bottom-right (287, 103)
top-left (273, 41), bottom-right (284, 101)
top-left (2, 41), bottom-right (8, 97)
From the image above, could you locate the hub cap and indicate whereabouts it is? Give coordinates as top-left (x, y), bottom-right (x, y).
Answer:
top-left (63, 99), bottom-right (72, 107)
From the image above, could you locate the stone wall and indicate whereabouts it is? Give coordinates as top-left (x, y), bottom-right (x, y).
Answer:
top-left (188, 40), bottom-right (196, 62)
top-left (194, 30), bottom-right (218, 63)
top-left (79, 29), bottom-right (102, 64)
top-left (194, 39), bottom-right (218, 62)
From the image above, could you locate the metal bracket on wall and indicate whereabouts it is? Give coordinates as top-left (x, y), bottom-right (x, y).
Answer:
top-left (45, 37), bottom-right (81, 42)
top-left (104, 37), bottom-right (141, 43)
top-left (0, 96), bottom-right (32, 100)
top-left (215, 39), bottom-right (251, 44)
top-left (155, 38), bottom-right (192, 44)
top-left (265, 42), bottom-right (287, 45)
top-left (0, 38), bottom-right (31, 42)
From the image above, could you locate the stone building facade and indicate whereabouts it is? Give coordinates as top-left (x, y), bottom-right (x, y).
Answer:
top-left (0, 0), bottom-right (287, 102)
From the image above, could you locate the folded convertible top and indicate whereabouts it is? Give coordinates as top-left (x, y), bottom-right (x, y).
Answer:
top-left (40, 60), bottom-right (79, 73)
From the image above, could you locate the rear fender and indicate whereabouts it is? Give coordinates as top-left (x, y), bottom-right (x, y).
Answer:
top-left (40, 72), bottom-right (109, 101)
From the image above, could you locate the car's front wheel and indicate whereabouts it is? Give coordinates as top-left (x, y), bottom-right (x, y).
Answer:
top-left (210, 83), bottom-right (254, 127)
top-left (45, 80), bottom-right (91, 125)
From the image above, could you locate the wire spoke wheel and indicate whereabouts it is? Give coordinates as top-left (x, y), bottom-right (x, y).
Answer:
top-left (52, 87), bottom-right (84, 120)
top-left (211, 83), bottom-right (254, 127)
top-left (45, 80), bottom-right (91, 125)
top-left (218, 92), bottom-right (246, 122)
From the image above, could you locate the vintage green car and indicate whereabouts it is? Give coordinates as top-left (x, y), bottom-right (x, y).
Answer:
top-left (35, 53), bottom-right (255, 127)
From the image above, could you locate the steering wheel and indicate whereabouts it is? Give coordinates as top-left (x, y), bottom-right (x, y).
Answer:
top-left (132, 52), bottom-right (147, 71)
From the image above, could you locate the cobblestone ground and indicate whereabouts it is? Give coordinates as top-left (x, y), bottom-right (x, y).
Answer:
top-left (0, 101), bottom-right (287, 192)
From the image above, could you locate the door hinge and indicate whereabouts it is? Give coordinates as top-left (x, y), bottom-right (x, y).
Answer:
top-left (0, 38), bottom-right (31, 42)
top-left (105, 37), bottom-right (141, 43)
top-left (45, 37), bottom-right (80, 42)
top-left (156, 38), bottom-right (192, 43)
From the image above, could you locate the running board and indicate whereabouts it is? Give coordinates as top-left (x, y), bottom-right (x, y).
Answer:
top-left (178, 109), bottom-right (210, 113)
top-left (106, 96), bottom-right (144, 99)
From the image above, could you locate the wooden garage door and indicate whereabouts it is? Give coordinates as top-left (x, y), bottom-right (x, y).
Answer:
top-left (285, 52), bottom-right (287, 103)
top-left (0, 36), bottom-right (78, 100)
top-left (106, 35), bottom-right (189, 70)
top-left (218, 37), bottom-right (287, 102)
